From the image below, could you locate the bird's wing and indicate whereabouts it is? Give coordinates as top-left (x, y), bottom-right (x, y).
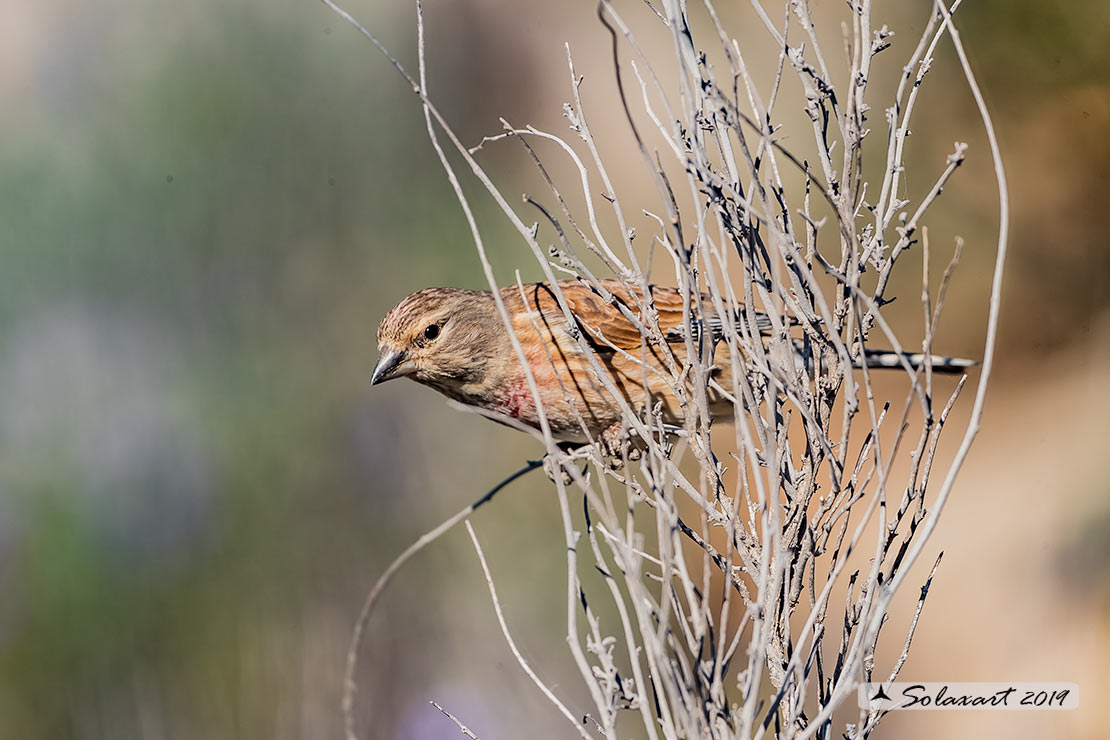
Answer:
top-left (589, 280), bottom-right (692, 349)
top-left (505, 281), bottom-right (645, 351)
top-left (507, 279), bottom-right (772, 352)
top-left (590, 280), bottom-right (774, 343)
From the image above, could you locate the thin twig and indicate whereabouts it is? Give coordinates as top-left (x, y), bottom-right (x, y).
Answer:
top-left (430, 700), bottom-right (482, 740)
top-left (465, 521), bottom-right (593, 739)
top-left (342, 459), bottom-right (543, 740)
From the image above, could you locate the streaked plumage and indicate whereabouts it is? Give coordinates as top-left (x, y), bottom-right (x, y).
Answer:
top-left (372, 279), bottom-right (974, 443)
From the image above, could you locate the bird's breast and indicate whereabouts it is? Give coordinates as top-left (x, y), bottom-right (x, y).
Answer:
top-left (491, 375), bottom-right (534, 421)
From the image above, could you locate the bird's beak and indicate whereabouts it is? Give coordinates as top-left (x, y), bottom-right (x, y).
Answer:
top-left (371, 348), bottom-right (415, 385)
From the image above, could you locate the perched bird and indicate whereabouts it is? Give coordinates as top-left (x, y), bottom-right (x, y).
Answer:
top-left (372, 279), bottom-right (974, 443)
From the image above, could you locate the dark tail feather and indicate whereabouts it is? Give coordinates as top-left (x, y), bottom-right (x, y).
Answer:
top-left (860, 349), bottom-right (978, 374)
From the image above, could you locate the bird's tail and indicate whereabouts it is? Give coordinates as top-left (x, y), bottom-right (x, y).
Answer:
top-left (859, 349), bottom-right (978, 374)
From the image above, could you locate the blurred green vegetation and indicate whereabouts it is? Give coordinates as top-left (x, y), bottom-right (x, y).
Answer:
top-left (0, 1), bottom-right (1105, 739)
top-left (0, 3), bottom-right (561, 738)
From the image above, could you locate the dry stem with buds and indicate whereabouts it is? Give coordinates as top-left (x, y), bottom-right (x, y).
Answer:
top-left (323, 0), bottom-right (1008, 738)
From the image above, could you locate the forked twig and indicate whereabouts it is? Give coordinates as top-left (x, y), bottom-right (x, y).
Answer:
top-left (321, 0), bottom-right (1008, 737)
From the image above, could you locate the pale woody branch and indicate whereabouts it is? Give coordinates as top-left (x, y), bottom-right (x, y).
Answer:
top-left (322, 0), bottom-right (1008, 738)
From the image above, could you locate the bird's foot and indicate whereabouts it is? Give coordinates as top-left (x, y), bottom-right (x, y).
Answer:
top-left (543, 441), bottom-right (590, 485)
top-left (599, 422), bottom-right (643, 469)
top-left (542, 454), bottom-right (574, 485)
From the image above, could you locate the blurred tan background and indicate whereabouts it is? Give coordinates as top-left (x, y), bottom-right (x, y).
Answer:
top-left (0, 1), bottom-right (1105, 738)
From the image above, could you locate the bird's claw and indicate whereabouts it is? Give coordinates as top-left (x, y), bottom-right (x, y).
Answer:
top-left (599, 422), bottom-right (644, 469)
top-left (542, 454), bottom-right (574, 485)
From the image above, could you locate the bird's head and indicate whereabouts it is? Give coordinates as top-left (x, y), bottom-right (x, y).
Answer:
top-left (372, 287), bottom-right (500, 391)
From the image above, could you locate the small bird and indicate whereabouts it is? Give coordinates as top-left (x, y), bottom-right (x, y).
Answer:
top-left (372, 280), bottom-right (974, 443)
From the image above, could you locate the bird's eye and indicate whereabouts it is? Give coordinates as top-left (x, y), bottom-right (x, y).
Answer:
top-left (423, 324), bottom-right (441, 341)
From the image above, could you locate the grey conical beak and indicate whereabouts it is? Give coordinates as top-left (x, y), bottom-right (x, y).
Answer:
top-left (371, 348), bottom-right (413, 385)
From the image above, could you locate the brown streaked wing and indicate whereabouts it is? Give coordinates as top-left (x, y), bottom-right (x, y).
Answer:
top-left (507, 279), bottom-right (712, 351)
top-left (590, 279), bottom-right (726, 348)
